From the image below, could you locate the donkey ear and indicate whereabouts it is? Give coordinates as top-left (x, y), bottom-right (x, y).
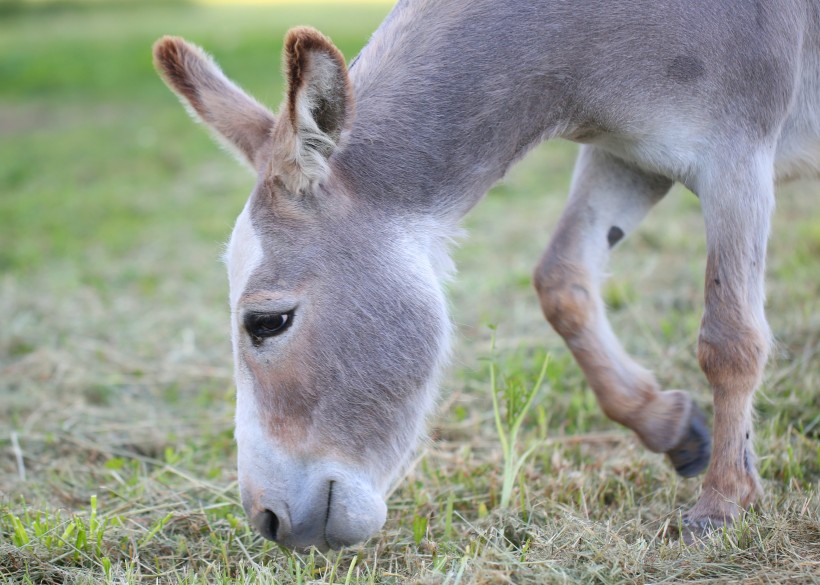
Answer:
top-left (153, 36), bottom-right (275, 170)
top-left (277, 27), bottom-right (353, 189)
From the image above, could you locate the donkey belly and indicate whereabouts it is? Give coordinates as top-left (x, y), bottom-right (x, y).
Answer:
top-left (774, 0), bottom-right (820, 183)
top-left (774, 59), bottom-right (820, 183)
top-left (569, 122), bottom-right (705, 187)
top-left (776, 126), bottom-right (820, 183)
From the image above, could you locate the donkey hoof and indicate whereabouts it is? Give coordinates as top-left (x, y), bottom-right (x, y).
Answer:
top-left (666, 403), bottom-right (711, 478)
top-left (678, 513), bottom-right (724, 546)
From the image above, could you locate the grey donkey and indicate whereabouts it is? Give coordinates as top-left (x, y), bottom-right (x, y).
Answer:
top-left (153, 0), bottom-right (820, 550)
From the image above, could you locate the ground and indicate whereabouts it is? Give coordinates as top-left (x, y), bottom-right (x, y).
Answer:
top-left (1, 2), bottom-right (818, 584)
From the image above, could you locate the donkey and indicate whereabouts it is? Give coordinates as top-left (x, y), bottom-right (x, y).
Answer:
top-left (154, 0), bottom-right (820, 550)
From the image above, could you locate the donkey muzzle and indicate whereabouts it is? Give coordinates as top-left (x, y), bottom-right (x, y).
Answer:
top-left (242, 466), bottom-right (387, 551)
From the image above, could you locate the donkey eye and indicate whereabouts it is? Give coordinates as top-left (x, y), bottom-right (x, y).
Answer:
top-left (245, 311), bottom-right (294, 344)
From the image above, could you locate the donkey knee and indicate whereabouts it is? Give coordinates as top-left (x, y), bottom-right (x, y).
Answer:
top-left (697, 318), bottom-right (770, 394)
top-left (533, 258), bottom-right (595, 339)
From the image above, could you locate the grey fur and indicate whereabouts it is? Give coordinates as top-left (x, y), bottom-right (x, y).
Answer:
top-left (155, 0), bottom-right (819, 550)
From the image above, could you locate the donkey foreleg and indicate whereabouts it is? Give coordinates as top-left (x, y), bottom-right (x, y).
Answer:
top-left (682, 152), bottom-right (773, 541)
top-left (534, 146), bottom-right (711, 476)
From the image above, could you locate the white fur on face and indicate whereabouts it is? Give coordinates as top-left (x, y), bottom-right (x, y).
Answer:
top-left (371, 219), bottom-right (456, 492)
top-left (226, 200), bottom-right (263, 310)
top-left (226, 200), bottom-right (264, 450)
top-left (226, 200), bottom-right (305, 529)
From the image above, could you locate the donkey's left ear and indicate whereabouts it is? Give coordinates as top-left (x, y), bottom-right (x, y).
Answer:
top-left (275, 27), bottom-right (353, 191)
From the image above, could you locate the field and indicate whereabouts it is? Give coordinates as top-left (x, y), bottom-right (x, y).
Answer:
top-left (1, 2), bottom-right (819, 583)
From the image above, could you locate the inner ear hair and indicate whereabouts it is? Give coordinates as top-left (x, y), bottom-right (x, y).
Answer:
top-left (284, 27), bottom-right (352, 146)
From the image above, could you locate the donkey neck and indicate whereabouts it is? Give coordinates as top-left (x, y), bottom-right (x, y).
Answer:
top-left (334, 0), bottom-right (820, 216)
top-left (333, 0), bottom-right (565, 221)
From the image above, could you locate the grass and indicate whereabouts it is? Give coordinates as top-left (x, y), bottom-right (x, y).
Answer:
top-left (489, 340), bottom-right (551, 510)
top-left (1, 1), bottom-right (819, 583)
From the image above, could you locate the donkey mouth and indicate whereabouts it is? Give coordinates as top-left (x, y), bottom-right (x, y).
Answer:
top-left (245, 471), bottom-right (387, 550)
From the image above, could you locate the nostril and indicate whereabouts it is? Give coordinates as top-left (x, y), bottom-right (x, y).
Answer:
top-left (254, 509), bottom-right (279, 541)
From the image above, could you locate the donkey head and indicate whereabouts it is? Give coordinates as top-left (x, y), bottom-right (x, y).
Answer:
top-left (153, 28), bottom-right (451, 550)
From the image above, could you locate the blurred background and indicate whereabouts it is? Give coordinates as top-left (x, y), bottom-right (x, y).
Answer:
top-left (1, 1), bottom-right (818, 582)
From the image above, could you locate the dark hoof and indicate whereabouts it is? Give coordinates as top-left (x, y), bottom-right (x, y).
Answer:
top-left (666, 403), bottom-right (711, 478)
top-left (677, 514), bottom-right (723, 546)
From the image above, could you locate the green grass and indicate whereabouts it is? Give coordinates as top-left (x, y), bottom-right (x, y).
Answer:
top-left (1, 2), bottom-right (819, 583)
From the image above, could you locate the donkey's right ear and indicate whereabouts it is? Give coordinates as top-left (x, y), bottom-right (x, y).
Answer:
top-left (153, 36), bottom-right (275, 170)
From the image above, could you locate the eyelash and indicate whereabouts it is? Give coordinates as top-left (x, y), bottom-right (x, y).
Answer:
top-left (244, 310), bottom-right (295, 345)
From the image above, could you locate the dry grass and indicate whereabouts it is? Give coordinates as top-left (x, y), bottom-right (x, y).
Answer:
top-left (1, 2), bottom-right (819, 583)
